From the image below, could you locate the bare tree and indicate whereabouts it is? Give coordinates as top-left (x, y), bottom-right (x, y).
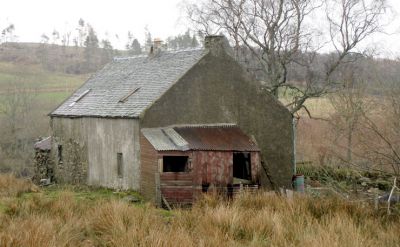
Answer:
top-left (1, 24), bottom-right (16, 43)
top-left (329, 81), bottom-right (372, 163)
top-left (76, 18), bottom-right (87, 47)
top-left (52, 29), bottom-right (60, 45)
top-left (0, 85), bottom-right (37, 170)
top-left (186, 0), bottom-right (388, 114)
top-left (359, 84), bottom-right (400, 175)
top-left (61, 31), bottom-right (72, 47)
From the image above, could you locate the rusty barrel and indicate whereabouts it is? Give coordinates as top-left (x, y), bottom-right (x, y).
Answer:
top-left (293, 174), bottom-right (305, 193)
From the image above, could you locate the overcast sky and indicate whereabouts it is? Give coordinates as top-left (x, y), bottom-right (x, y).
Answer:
top-left (1, 0), bottom-right (400, 57)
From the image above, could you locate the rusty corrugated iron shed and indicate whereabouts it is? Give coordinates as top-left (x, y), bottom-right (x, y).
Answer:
top-left (142, 124), bottom-right (259, 152)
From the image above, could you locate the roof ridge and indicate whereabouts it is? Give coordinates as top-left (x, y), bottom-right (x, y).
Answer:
top-left (113, 54), bottom-right (147, 60)
top-left (113, 47), bottom-right (205, 61)
top-left (165, 47), bottom-right (204, 53)
top-left (171, 123), bottom-right (237, 129)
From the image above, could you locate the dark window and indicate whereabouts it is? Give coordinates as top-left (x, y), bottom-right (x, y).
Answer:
top-left (163, 156), bottom-right (189, 172)
top-left (117, 153), bottom-right (123, 178)
top-left (233, 152), bottom-right (251, 180)
top-left (57, 145), bottom-right (63, 163)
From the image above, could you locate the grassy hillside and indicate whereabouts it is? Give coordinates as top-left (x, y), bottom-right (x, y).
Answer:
top-left (0, 61), bottom-right (88, 174)
top-left (0, 61), bottom-right (88, 116)
top-left (0, 174), bottom-right (399, 246)
top-left (0, 62), bottom-right (87, 96)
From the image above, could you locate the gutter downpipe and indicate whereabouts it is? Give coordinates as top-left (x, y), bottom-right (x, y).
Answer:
top-left (292, 117), bottom-right (297, 175)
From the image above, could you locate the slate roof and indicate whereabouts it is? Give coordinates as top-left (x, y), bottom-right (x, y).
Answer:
top-left (141, 124), bottom-right (260, 152)
top-left (50, 48), bottom-right (208, 118)
top-left (34, 136), bottom-right (52, 151)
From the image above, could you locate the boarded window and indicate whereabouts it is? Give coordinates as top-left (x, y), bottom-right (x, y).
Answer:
top-left (163, 156), bottom-right (189, 172)
top-left (117, 153), bottom-right (123, 178)
top-left (57, 145), bottom-right (63, 163)
top-left (233, 152), bottom-right (251, 180)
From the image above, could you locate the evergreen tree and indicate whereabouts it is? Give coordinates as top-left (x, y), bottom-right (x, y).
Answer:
top-left (100, 39), bottom-right (114, 64)
top-left (84, 26), bottom-right (99, 49)
top-left (129, 39), bottom-right (142, 55)
top-left (166, 29), bottom-right (199, 50)
top-left (77, 18), bottom-right (86, 47)
top-left (144, 27), bottom-right (152, 52)
top-left (84, 25), bottom-right (99, 72)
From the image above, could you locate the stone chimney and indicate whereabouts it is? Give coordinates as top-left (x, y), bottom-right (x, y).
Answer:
top-left (204, 35), bottom-right (233, 57)
top-left (149, 38), bottom-right (163, 56)
top-left (153, 38), bottom-right (163, 50)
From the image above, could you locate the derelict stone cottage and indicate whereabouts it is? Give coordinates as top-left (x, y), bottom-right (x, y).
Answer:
top-left (43, 35), bottom-right (294, 203)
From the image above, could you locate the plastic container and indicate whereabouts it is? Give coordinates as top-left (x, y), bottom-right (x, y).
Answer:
top-left (293, 174), bottom-right (305, 193)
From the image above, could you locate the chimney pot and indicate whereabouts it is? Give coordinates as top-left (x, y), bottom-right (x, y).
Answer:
top-left (204, 35), bottom-right (233, 57)
top-left (149, 38), bottom-right (163, 56)
top-left (153, 38), bottom-right (163, 51)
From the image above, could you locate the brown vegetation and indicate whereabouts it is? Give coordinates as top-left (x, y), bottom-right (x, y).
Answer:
top-left (0, 174), bottom-right (38, 197)
top-left (0, 174), bottom-right (399, 247)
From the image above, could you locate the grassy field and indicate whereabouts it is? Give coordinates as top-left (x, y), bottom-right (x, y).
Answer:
top-left (0, 62), bottom-right (87, 92)
top-left (0, 174), bottom-right (399, 247)
top-left (0, 61), bottom-right (87, 136)
top-left (0, 61), bottom-right (88, 114)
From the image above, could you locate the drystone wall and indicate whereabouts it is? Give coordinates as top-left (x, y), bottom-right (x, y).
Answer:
top-left (33, 150), bottom-right (55, 184)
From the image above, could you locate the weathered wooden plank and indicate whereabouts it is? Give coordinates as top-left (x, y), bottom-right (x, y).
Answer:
top-left (161, 181), bottom-right (193, 186)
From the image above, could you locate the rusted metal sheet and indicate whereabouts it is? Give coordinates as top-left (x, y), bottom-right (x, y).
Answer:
top-left (174, 126), bottom-right (260, 151)
top-left (161, 187), bottom-right (194, 205)
top-left (194, 151), bottom-right (233, 185)
top-left (142, 125), bottom-right (260, 152)
top-left (251, 152), bottom-right (261, 181)
top-left (160, 171), bottom-right (194, 205)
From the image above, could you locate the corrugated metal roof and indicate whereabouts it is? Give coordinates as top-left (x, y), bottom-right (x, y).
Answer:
top-left (141, 124), bottom-right (259, 152)
top-left (34, 136), bottom-right (52, 151)
top-left (50, 48), bottom-right (208, 118)
top-left (141, 128), bottom-right (189, 151)
top-left (163, 128), bottom-right (189, 149)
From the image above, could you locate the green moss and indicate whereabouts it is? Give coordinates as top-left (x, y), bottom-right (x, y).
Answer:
top-left (0, 202), bottom-right (7, 214)
top-left (159, 209), bottom-right (174, 218)
top-left (40, 185), bottom-right (143, 203)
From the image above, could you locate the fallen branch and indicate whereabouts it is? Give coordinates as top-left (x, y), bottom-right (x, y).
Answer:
top-left (387, 177), bottom-right (399, 215)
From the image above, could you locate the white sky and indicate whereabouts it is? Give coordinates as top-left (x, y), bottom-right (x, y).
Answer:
top-left (1, 0), bottom-right (400, 57)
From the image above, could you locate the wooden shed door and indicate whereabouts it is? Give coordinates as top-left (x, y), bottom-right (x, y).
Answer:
top-left (159, 155), bottom-right (193, 206)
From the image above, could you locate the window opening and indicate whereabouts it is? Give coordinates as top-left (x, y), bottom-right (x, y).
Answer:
top-left (162, 156), bottom-right (189, 172)
top-left (117, 153), bottom-right (123, 178)
top-left (57, 145), bottom-right (63, 164)
top-left (233, 152), bottom-right (251, 180)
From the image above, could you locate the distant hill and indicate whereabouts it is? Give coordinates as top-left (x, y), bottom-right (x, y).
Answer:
top-left (0, 42), bottom-right (124, 74)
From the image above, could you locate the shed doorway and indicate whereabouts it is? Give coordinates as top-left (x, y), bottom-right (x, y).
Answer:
top-left (233, 152), bottom-right (251, 181)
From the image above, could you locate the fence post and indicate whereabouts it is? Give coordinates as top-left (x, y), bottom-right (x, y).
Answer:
top-left (155, 172), bottom-right (161, 207)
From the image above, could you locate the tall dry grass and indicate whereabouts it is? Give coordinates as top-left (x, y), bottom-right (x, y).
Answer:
top-left (0, 173), bottom-right (38, 197)
top-left (0, 175), bottom-right (399, 247)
